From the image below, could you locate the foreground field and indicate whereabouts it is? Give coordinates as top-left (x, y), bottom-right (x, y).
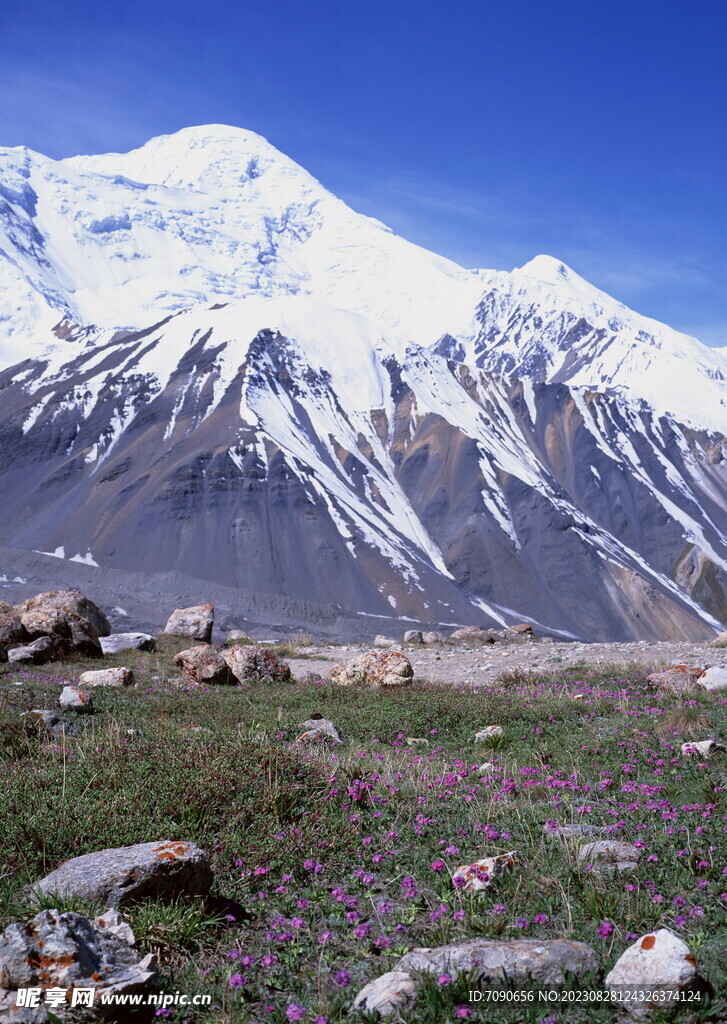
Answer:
top-left (1, 637), bottom-right (726, 1022)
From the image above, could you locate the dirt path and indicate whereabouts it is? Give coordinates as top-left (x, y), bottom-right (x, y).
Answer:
top-left (287, 638), bottom-right (727, 685)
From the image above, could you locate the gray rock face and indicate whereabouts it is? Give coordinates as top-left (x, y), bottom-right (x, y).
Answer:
top-left (59, 686), bottom-right (94, 713)
top-left (22, 710), bottom-right (79, 740)
top-left (8, 635), bottom-right (55, 664)
top-left (0, 908), bottom-right (155, 1022)
top-left (221, 644), bottom-right (291, 683)
top-left (330, 650), bottom-right (414, 688)
top-left (100, 632), bottom-right (156, 654)
top-left (579, 840), bottom-right (642, 874)
top-left (164, 603), bottom-right (214, 642)
top-left (604, 929), bottom-right (699, 1019)
top-left (35, 841), bottom-right (213, 907)
top-left (398, 937), bottom-right (599, 987)
top-left (79, 667), bottom-right (135, 688)
top-left (15, 590), bottom-right (111, 637)
top-left (173, 645), bottom-right (235, 686)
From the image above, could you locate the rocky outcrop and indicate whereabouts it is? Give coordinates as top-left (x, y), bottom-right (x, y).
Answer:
top-left (164, 603), bottom-right (214, 642)
top-left (34, 841), bottom-right (213, 907)
top-left (0, 909), bottom-right (155, 1021)
top-left (330, 650), bottom-right (414, 688)
top-left (173, 645), bottom-right (235, 686)
top-left (222, 645), bottom-right (291, 683)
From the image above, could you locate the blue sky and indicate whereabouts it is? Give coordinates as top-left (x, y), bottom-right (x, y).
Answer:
top-left (2, 0), bottom-right (725, 346)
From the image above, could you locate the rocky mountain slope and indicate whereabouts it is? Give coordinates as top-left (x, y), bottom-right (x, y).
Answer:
top-left (0, 126), bottom-right (725, 640)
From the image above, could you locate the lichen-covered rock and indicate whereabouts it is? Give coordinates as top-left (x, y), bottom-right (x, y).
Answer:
top-left (173, 645), bottom-right (234, 686)
top-left (79, 667), bottom-right (135, 688)
top-left (452, 851), bottom-right (518, 893)
top-left (22, 710), bottom-right (79, 740)
top-left (403, 630), bottom-right (423, 644)
top-left (0, 908), bottom-right (155, 1022)
top-left (397, 936), bottom-right (599, 988)
top-left (475, 725), bottom-right (504, 742)
top-left (352, 970), bottom-right (416, 1016)
top-left (16, 590), bottom-right (111, 637)
top-left (164, 604), bottom-right (214, 642)
top-left (7, 636), bottom-right (55, 665)
top-left (100, 632), bottom-right (156, 654)
top-left (330, 650), bottom-right (413, 688)
top-left (646, 664), bottom-right (704, 691)
top-left (59, 686), bottom-right (94, 714)
top-left (34, 841), bottom-right (213, 907)
top-left (579, 840), bottom-right (641, 873)
top-left (296, 717), bottom-right (341, 743)
top-left (697, 666), bottom-right (727, 691)
top-left (604, 928), bottom-right (699, 1019)
top-left (0, 613), bottom-right (27, 646)
top-left (222, 645), bottom-right (291, 683)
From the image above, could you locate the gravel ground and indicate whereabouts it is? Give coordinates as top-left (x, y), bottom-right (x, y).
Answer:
top-left (287, 638), bottom-right (727, 685)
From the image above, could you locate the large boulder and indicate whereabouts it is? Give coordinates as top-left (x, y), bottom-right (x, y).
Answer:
top-left (222, 645), bottom-right (291, 683)
top-left (34, 841), bottom-right (213, 907)
top-left (697, 666), bottom-right (727, 692)
top-left (18, 608), bottom-right (103, 660)
top-left (164, 604), bottom-right (214, 643)
top-left (0, 613), bottom-right (27, 646)
top-left (0, 909), bottom-right (155, 1021)
top-left (422, 631), bottom-right (444, 644)
top-left (16, 590), bottom-right (110, 637)
top-left (646, 664), bottom-right (704, 691)
top-left (398, 936), bottom-right (599, 988)
top-left (173, 645), bottom-right (234, 686)
top-left (330, 650), bottom-right (414, 688)
top-left (79, 667), bottom-right (135, 688)
top-left (100, 632), bottom-right (156, 654)
top-left (604, 928), bottom-right (699, 1019)
top-left (7, 636), bottom-right (55, 665)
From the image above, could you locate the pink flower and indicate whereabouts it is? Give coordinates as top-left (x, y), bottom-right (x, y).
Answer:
top-left (598, 921), bottom-right (614, 939)
top-left (286, 1005), bottom-right (307, 1022)
top-left (438, 973), bottom-right (453, 986)
top-left (430, 859), bottom-right (446, 872)
top-left (229, 974), bottom-right (247, 988)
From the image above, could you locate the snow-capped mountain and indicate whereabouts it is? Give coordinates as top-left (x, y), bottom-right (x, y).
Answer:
top-left (0, 125), bottom-right (725, 639)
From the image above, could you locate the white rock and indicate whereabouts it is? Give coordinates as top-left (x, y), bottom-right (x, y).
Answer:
top-left (697, 666), bottom-right (727, 691)
top-left (452, 851), bottom-right (518, 893)
top-left (352, 970), bottom-right (416, 1016)
top-left (680, 739), bottom-right (721, 758)
top-left (604, 928), bottom-right (698, 1019)
top-left (475, 725), bottom-right (504, 742)
top-left (79, 666), bottom-right (135, 688)
top-left (59, 685), bottom-right (94, 713)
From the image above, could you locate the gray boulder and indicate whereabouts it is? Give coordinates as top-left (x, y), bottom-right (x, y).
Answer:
top-left (422, 631), bottom-right (445, 644)
top-left (174, 645), bottom-right (235, 686)
top-left (164, 603), bottom-right (214, 643)
top-left (0, 908), bottom-right (155, 1021)
top-left (579, 840), bottom-right (641, 873)
top-left (34, 841), bottom-right (213, 907)
top-left (100, 632), bottom-right (156, 654)
top-left (8, 636), bottom-right (55, 665)
top-left (22, 710), bottom-right (79, 740)
top-left (403, 630), bottom-right (423, 644)
top-left (0, 613), bottom-right (27, 646)
top-left (222, 645), bottom-right (291, 683)
top-left (16, 589), bottom-right (111, 637)
top-left (330, 650), bottom-right (413, 688)
top-left (297, 717), bottom-right (341, 743)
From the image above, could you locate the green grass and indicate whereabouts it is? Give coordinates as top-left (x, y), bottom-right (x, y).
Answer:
top-left (0, 644), bottom-right (725, 1023)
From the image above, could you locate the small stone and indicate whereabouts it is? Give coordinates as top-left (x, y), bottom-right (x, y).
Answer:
top-left (101, 632), bottom-right (156, 653)
top-left (475, 725), bottom-right (504, 742)
top-left (579, 840), bottom-right (641, 873)
top-left (59, 686), bottom-right (94, 713)
top-left (697, 666), bottom-right (727, 691)
top-left (297, 717), bottom-right (341, 743)
top-left (604, 928), bottom-right (699, 1019)
top-left (352, 970), bottom-right (416, 1016)
top-left (374, 634), bottom-right (394, 647)
top-left (164, 603), bottom-right (214, 643)
top-left (452, 851), bottom-right (518, 893)
top-left (79, 666), bottom-right (135, 688)
top-left (34, 840), bottom-right (213, 907)
top-left (477, 761), bottom-right (497, 772)
top-left (406, 737), bottom-right (429, 747)
top-left (226, 629), bottom-right (251, 642)
top-left (174, 645), bottom-right (235, 686)
top-left (544, 822), bottom-right (607, 838)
